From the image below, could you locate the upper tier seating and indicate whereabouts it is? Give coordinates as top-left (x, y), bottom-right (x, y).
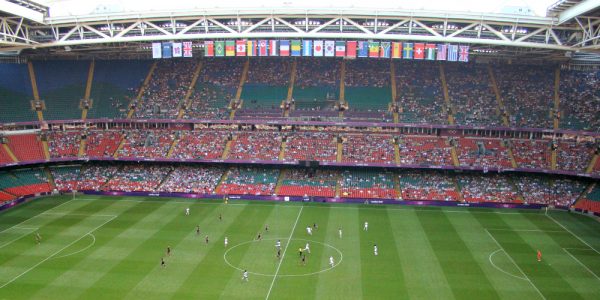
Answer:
top-left (48, 131), bottom-right (80, 158)
top-left (293, 58), bottom-right (340, 106)
top-left (228, 132), bottom-right (282, 161)
top-left (88, 60), bottom-right (151, 119)
top-left (34, 60), bottom-right (88, 120)
top-left (511, 139), bottom-right (552, 169)
top-left (171, 131), bottom-right (225, 160)
top-left (398, 136), bottom-right (453, 166)
top-left (557, 140), bottom-right (595, 172)
top-left (85, 130), bottom-right (122, 157)
top-left (345, 60), bottom-right (392, 121)
top-left (342, 134), bottom-right (395, 164)
top-left (241, 58), bottom-right (291, 110)
top-left (284, 132), bottom-right (337, 162)
top-left (456, 138), bottom-right (512, 168)
top-left (559, 70), bottom-right (600, 132)
top-left (7, 134), bottom-right (45, 161)
top-left (0, 63), bottom-right (36, 123)
top-left (117, 131), bottom-right (174, 159)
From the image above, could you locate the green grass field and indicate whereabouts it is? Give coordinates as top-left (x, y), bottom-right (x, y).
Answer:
top-left (0, 195), bottom-right (599, 299)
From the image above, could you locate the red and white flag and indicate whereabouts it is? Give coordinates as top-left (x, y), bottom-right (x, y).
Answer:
top-left (236, 40), bottom-right (246, 56)
top-left (313, 40), bottom-right (324, 57)
top-left (458, 45), bottom-right (470, 62)
top-left (414, 43), bottom-right (425, 59)
top-left (258, 40), bottom-right (268, 56)
top-left (269, 40), bottom-right (278, 56)
top-left (279, 40), bottom-right (290, 56)
top-left (183, 41), bottom-right (193, 57)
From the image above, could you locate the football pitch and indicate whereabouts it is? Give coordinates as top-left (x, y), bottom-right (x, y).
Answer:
top-left (0, 195), bottom-right (599, 299)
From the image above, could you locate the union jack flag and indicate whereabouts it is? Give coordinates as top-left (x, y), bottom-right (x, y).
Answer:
top-left (183, 41), bottom-right (193, 57)
top-left (458, 45), bottom-right (469, 62)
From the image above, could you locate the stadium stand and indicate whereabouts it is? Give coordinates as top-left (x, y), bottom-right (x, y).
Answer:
top-left (494, 65), bottom-right (554, 128)
top-left (88, 60), bottom-right (151, 119)
top-left (557, 140), bottom-right (595, 172)
top-left (171, 131), bottom-right (225, 160)
top-left (398, 171), bottom-right (460, 201)
top-left (398, 136), bottom-right (453, 166)
top-left (0, 63), bottom-right (37, 122)
top-left (117, 130), bottom-right (174, 159)
top-left (217, 167), bottom-right (279, 195)
top-left (105, 164), bottom-right (170, 192)
top-left (228, 131), bottom-right (282, 161)
top-left (559, 70), bottom-right (600, 132)
top-left (284, 132), bottom-right (337, 162)
top-left (445, 64), bottom-right (502, 126)
top-left (573, 185), bottom-right (600, 213)
top-left (7, 134), bottom-right (45, 161)
top-left (76, 164), bottom-right (118, 190)
top-left (395, 61), bottom-right (448, 124)
top-left (0, 168), bottom-right (51, 196)
top-left (292, 58), bottom-right (340, 113)
top-left (159, 165), bottom-right (223, 194)
top-left (278, 169), bottom-right (337, 197)
top-left (50, 165), bottom-right (81, 191)
top-left (48, 131), bottom-right (80, 158)
top-left (34, 60), bottom-right (88, 120)
top-left (340, 170), bottom-right (396, 199)
top-left (510, 139), bottom-right (552, 169)
top-left (457, 173), bottom-right (520, 203)
top-left (0, 145), bottom-right (14, 164)
top-left (342, 134), bottom-right (395, 164)
top-left (515, 175), bottom-right (586, 206)
top-left (344, 59), bottom-right (392, 121)
top-left (85, 130), bottom-right (122, 157)
top-left (241, 58), bottom-right (290, 110)
top-left (456, 138), bottom-right (512, 168)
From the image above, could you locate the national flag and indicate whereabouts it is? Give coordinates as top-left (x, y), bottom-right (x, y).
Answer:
top-left (291, 40), bottom-right (301, 56)
top-left (357, 41), bottom-right (368, 58)
top-left (414, 43), bottom-right (425, 60)
top-left (183, 41), bottom-right (193, 57)
top-left (152, 42), bottom-right (162, 58)
top-left (236, 40), bottom-right (246, 56)
top-left (335, 41), bottom-right (345, 57)
top-left (380, 42), bottom-right (391, 58)
top-left (302, 40), bottom-right (312, 56)
top-left (436, 44), bottom-right (447, 61)
top-left (247, 40), bottom-right (257, 56)
top-left (162, 42), bottom-right (172, 58)
top-left (225, 41), bottom-right (235, 56)
top-left (324, 40), bottom-right (335, 57)
top-left (258, 40), bottom-right (268, 56)
top-left (313, 40), bottom-right (324, 56)
top-left (448, 45), bottom-right (458, 61)
top-left (368, 42), bottom-right (379, 58)
top-left (215, 41), bottom-right (225, 57)
top-left (425, 44), bottom-right (436, 60)
top-left (459, 45), bottom-right (470, 62)
top-left (280, 40), bottom-right (290, 56)
top-left (346, 41), bottom-right (357, 58)
top-left (269, 40), bottom-right (278, 56)
top-left (403, 43), bottom-right (413, 59)
top-left (392, 42), bottom-right (402, 58)
top-left (172, 42), bottom-right (182, 57)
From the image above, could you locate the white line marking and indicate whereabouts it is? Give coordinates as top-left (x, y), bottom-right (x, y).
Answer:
top-left (486, 229), bottom-right (567, 233)
top-left (488, 249), bottom-right (528, 281)
top-left (563, 248), bottom-right (597, 251)
top-left (53, 233), bottom-right (96, 260)
top-left (265, 206), bottom-right (303, 300)
top-left (0, 227), bottom-right (38, 249)
top-left (72, 198), bottom-right (542, 215)
top-left (41, 212), bottom-right (117, 218)
top-left (0, 215), bottom-right (116, 289)
top-left (562, 248), bottom-right (600, 282)
top-left (485, 229), bottom-right (546, 300)
top-left (545, 210), bottom-right (600, 255)
top-left (0, 199), bottom-right (75, 234)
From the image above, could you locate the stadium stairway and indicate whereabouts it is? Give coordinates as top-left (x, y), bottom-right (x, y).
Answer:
top-left (394, 141), bottom-right (400, 165)
top-left (113, 134), bottom-right (127, 158)
top-left (27, 61), bottom-right (44, 121)
top-left (274, 169), bottom-right (287, 195)
top-left (336, 138), bottom-right (343, 162)
top-left (505, 141), bottom-right (519, 168)
top-left (127, 61), bottom-right (157, 119)
top-left (215, 168), bottom-right (231, 193)
top-left (390, 62), bottom-right (399, 123)
top-left (334, 173), bottom-right (342, 198)
top-left (393, 175), bottom-right (402, 200)
top-left (166, 136), bottom-right (180, 158)
top-left (507, 175), bottom-right (525, 203)
top-left (551, 147), bottom-right (558, 170)
top-left (100, 165), bottom-right (122, 190)
top-left (553, 68), bottom-right (560, 130)
top-left (450, 139), bottom-right (460, 167)
top-left (81, 60), bottom-right (95, 120)
top-left (78, 137), bottom-right (86, 157)
top-left (156, 167), bottom-right (175, 191)
top-left (487, 66), bottom-right (510, 126)
top-left (278, 140), bottom-right (286, 161)
top-left (221, 136), bottom-right (236, 159)
top-left (229, 60), bottom-right (250, 120)
top-left (438, 64), bottom-right (454, 125)
top-left (44, 166), bottom-right (56, 190)
top-left (287, 59), bottom-right (297, 101)
top-left (178, 60), bottom-right (203, 119)
top-left (452, 176), bottom-right (465, 202)
top-left (2, 144), bottom-right (18, 163)
top-left (573, 182), bottom-right (597, 207)
top-left (41, 139), bottom-right (50, 160)
top-left (586, 154), bottom-right (599, 174)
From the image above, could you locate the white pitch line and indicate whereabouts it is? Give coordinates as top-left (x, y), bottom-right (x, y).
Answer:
top-left (0, 215), bottom-right (116, 289)
top-left (53, 233), bottom-right (96, 260)
top-left (562, 248), bottom-right (600, 282)
top-left (71, 198), bottom-right (543, 215)
top-left (488, 249), bottom-right (528, 281)
top-left (0, 199), bottom-right (75, 234)
top-left (485, 229), bottom-right (546, 300)
top-left (265, 206), bottom-right (303, 300)
top-left (41, 212), bottom-right (117, 218)
top-left (486, 229), bottom-right (567, 233)
top-left (0, 227), bottom-right (38, 249)
top-left (545, 210), bottom-right (600, 256)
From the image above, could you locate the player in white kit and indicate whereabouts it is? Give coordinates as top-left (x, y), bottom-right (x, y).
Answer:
top-left (338, 227), bottom-right (342, 239)
top-left (363, 221), bottom-right (368, 231)
top-left (374, 244), bottom-right (378, 256)
top-left (224, 236), bottom-right (228, 248)
top-left (329, 256), bottom-right (335, 267)
top-left (242, 270), bottom-right (249, 282)
top-left (185, 207), bottom-right (190, 216)
top-left (304, 242), bottom-right (311, 253)
top-left (306, 226), bottom-right (312, 235)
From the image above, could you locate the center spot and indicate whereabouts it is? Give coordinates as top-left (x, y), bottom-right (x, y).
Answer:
top-left (223, 238), bottom-right (343, 277)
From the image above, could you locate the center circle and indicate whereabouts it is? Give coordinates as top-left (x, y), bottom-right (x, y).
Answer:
top-left (223, 238), bottom-right (343, 277)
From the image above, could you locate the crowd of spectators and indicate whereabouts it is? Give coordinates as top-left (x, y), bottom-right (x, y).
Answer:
top-left (398, 136), bottom-right (453, 166)
top-left (345, 60), bottom-right (390, 88)
top-left (105, 165), bottom-right (170, 192)
top-left (51, 166), bottom-right (81, 191)
top-left (75, 164), bottom-right (118, 190)
top-left (218, 167), bottom-right (279, 195)
top-left (395, 61), bottom-right (448, 124)
top-left (278, 169), bottom-right (337, 197)
top-left (246, 58), bottom-right (291, 86)
top-left (495, 65), bottom-right (554, 128)
top-left (159, 166), bottom-right (223, 194)
top-left (398, 171), bottom-right (459, 201)
top-left (48, 131), bottom-right (80, 158)
top-left (557, 140), bottom-right (596, 172)
top-left (340, 170), bottom-right (396, 199)
top-left (134, 60), bottom-right (198, 119)
top-left (342, 134), bottom-right (395, 164)
top-left (456, 138), bottom-right (512, 168)
top-left (284, 132), bottom-right (337, 162)
top-left (117, 130), bottom-right (174, 159)
top-left (515, 175), bottom-right (586, 206)
top-left (445, 64), bottom-right (502, 126)
top-left (85, 130), bottom-right (122, 157)
top-left (295, 58), bottom-right (339, 88)
top-left (171, 131), bottom-right (226, 160)
top-left (510, 139), bottom-right (552, 169)
top-left (457, 174), bottom-right (520, 203)
top-left (228, 131), bottom-right (282, 161)
top-left (559, 70), bottom-right (600, 131)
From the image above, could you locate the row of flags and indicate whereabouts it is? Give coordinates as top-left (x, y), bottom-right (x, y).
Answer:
top-left (152, 42), bottom-right (193, 58)
top-left (204, 40), bottom-right (470, 62)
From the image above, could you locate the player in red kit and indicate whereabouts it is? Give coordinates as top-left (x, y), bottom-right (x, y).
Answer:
top-left (537, 250), bottom-right (542, 262)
